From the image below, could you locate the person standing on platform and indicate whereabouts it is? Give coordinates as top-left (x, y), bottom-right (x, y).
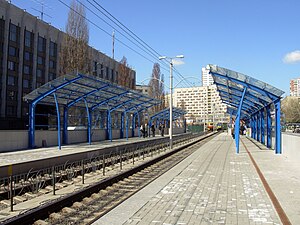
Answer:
top-left (145, 123), bottom-right (148, 137)
top-left (161, 123), bottom-right (165, 137)
top-left (151, 124), bottom-right (155, 137)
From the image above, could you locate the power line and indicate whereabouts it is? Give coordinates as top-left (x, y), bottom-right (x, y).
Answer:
top-left (58, 0), bottom-right (158, 65)
top-left (84, 0), bottom-right (193, 88)
top-left (58, 0), bottom-right (194, 88)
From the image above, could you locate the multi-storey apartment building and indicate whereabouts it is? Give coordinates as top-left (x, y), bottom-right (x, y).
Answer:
top-left (202, 66), bottom-right (214, 87)
top-left (290, 78), bottom-right (300, 96)
top-left (173, 85), bottom-right (227, 124)
top-left (0, 0), bottom-right (136, 129)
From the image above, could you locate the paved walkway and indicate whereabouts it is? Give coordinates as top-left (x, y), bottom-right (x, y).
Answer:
top-left (94, 132), bottom-right (299, 225)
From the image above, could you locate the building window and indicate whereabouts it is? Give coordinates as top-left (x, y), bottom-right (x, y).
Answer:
top-left (9, 46), bottom-right (17, 56)
top-left (38, 36), bottom-right (45, 52)
top-left (24, 65), bottom-right (30, 74)
top-left (93, 61), bottom-right (97, 74)
top-left (49, 41), bottom-right (57, 57)
top-left (111, 69), bottom-right (114, 82)
top-left (7, 90), bottom-right (17, 101)
top-left (106, 67), bottom-right (109, 80)
top-left (23, 79), bottom-right (29, 89)
top-left (8, 61), bottom-right (16, 71)
top-left (9, 23), bottom-right (17, 42)
top-left (37, 56), bottom-right (44, 65)
top-left (24, 51), bottom-right (31, 61)
top-left (37, 69), bottom-right (43, 78)
top-left (7, 75), bottom-right (16, 86)
top-left (48, 72), bottom-right (56, 81)
top-left (49, 60), bottom-right (56, 69)
top-left (24, 30), bottom-right (32, 47)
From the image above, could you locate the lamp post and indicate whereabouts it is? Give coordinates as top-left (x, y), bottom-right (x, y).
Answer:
top-left (159, 55), bottom-right (184, 149)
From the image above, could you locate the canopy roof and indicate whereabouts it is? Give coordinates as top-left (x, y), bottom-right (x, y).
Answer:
top-left (23, 73), bottom-right (161, 113)
top-left (207, 65), bottom-right (284, 119)
top-left (150, 107), bottom-right (187, 121)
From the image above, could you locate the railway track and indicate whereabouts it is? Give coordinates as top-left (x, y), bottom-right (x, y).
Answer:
top-left (1, 132), bottom-right (218, 225)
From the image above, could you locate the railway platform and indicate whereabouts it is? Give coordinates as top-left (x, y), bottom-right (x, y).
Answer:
top-left (0, 134), bottom-right (175, 177)
top-left (94, 132), bottom-right (300, 225)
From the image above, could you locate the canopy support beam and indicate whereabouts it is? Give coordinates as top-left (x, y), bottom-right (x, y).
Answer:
top-left (235, 87), bottom-right (247, 153)
top-left (275, 99), bottom-right (282, 154)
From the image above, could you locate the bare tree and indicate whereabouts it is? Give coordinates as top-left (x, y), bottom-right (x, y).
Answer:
top-left (118, 56), bottom-right (132, 88)
top-left (281, 97), bottom-right (300, 123)
top-left (60, 0), bottom-right (90, 75)
top-left (148, 63), bottom-right (165, 112)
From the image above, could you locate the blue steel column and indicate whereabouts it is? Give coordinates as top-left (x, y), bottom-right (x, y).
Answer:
top-left (235, 87), bottom-right (247, 153)
top-left (28, 103), bottom-right (36, 148)
top-left (250, 116), bottom-right (254, 138)
top-left (253, 116), bottom-right (256, 139)
top-left (132, 113), bottom-right (135, 137)
top-left (266, 105), bottom-right (272, 148)
top-left (126, 113), bottom-right (129, 140)
top-left (274, 99), bottom-right (282, 154)
top-left (120, 112), bottom-right (124, 138)
top-left (63, 107), bottom-right (68, 144)
top-left (260, 109), bottom-right (265, 144)
top-left (105, 110), bottom-right (109, 140)
top-left (137, 112), bottom-right (141, 137)
top-left (108, 111), bottom-right (112, 141)
top-left (53, 93), bottom-right (61, 150)
top-left (84, 98), bottom-right (91, 145)
top-left (257, 112), bottom-right (260, 142)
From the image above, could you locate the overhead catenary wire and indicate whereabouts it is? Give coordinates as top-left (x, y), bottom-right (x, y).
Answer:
top-left (85, 0), bottom-right (186, 85)
top-left (58, 0), bottom-right (194, 88)
top-left (58, 0), bottom-right (158, 65)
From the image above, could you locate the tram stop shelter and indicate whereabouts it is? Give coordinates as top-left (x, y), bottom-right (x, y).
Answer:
top-left (207, 64), bottom-right (284, 154)
top-left (23, 73), bottom-right (161, 150)
top-left (149, 107), bottom-right (187, 129)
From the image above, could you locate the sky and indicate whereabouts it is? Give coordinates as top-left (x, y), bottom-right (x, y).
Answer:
top-left (11, 0), bottom-right (300, 96)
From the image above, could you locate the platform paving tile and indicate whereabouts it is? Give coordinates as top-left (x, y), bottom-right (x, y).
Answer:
top-left (96, 133), bottom-right (281, 225)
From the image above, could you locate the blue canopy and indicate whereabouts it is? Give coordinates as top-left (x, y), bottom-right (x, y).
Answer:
top-left (24, 73), bottom-right (161, 149)
top-left (207, 65), bottom-right (284, 154)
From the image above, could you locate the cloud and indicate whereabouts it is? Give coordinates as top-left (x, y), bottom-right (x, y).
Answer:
top-left (283, 50), bottom-right (300, 64)
top-left (172, 59), bottom-right (185, 66)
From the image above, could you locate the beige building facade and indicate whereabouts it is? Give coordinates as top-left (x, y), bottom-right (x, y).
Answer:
top-left (172, 85), bottom-right (228, 124)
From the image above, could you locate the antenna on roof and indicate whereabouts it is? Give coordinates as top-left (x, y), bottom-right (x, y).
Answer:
top-left (30, 0), bottom-right (52, 21)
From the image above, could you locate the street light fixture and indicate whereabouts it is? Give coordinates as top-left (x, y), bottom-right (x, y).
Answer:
top-left (159, 54), bottom-right (184, 150)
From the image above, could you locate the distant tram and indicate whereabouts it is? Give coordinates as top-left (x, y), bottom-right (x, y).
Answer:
top-left (216, 123), bottom-right (222, 131)
top-left (207, 122), bottom-right (214, 131)
top-left (207, 122), bottom-right (225, 132)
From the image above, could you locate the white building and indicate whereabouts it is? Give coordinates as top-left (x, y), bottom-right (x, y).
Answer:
top-left (290, 78), bottom-right (300, 96)
top-left (136, 84), bottom-right (151, 95)
top-left (202, 66), bottom-right (214, 86)
top-left (172, 85), bottom-right (228, 124)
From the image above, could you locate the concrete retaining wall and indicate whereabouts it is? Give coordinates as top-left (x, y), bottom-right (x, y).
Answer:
top-left (0, 130), bottom-right (28, 151)
top-left (282, 133), bottom-right (300, 162)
